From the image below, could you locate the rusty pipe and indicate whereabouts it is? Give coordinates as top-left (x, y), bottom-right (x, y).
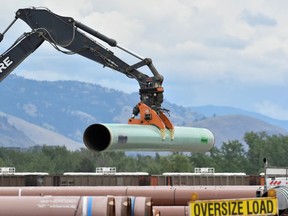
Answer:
top-left (0, 195), bottom-right (154, 216)
top-left (153, 206), bottom-right (189, 216)
top-left (0, 186), bottom-right (259, 206)
top-left (0, 196), bottom-right (115, 216)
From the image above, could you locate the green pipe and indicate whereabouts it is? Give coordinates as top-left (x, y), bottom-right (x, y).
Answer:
top-left (83, 124), bottom-right (214, 152)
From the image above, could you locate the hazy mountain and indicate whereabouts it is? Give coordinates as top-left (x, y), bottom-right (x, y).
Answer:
top-left (0, 75), bottom-right (287, 150)
top-left (0, 113), bottom-right (35, 148)
top-left (0, 112), bottom-right (81, 150)
top-left (189, 105), bottom-right (288, 132)
top-left (191, 114), bottom-right (288, 147)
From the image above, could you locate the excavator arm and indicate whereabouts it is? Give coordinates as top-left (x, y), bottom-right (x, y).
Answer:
top-left (0, 7), bottom-right (174, 139)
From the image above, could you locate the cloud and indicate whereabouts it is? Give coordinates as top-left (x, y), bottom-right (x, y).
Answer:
top-left (240, 10), bottom-right (277, 27)
top-left (1, 1), bottom-right (288, 120)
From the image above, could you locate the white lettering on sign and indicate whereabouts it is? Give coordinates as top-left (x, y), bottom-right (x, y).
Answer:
top-left (0, 57), bottom-right (13, 73)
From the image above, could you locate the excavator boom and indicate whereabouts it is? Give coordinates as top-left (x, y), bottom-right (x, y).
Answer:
top-left (0, 32), bottom-right (44, 81)
top-left (0, 7), bottom-right (174, 139)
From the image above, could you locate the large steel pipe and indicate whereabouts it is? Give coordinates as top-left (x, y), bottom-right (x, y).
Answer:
top-left (153, 206), bottom-right (189, 216)
top-left (0, 196), bottom-right (115, 216)
top-left (127, 186), bottom-right (259, 206)
top-left (0, 195), bottom-right (153, 216)
top-left (83, 124), bottom-right (214, 152)
top-left (0, 186), bottom-right (259, 206)
top-left (173, 186), bottom-right (260, 206)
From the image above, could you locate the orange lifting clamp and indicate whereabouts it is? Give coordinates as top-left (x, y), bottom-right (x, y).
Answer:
top-left (128, 102), bottom-right (174, 140)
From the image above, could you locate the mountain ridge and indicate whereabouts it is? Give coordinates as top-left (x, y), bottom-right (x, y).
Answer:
top-left (0, 75), bottom-right (287, 149)
top-left (0, 112), bottom-right (81, 150)
top-left (189, 105), bottom-right (288, 131)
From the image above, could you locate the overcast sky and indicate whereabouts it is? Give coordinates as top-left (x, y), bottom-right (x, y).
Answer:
top-left (1, 0), bottom-right (288, 120)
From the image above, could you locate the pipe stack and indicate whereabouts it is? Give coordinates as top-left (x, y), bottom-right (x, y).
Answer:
top-left (0, 186), bottom-right (260, 216)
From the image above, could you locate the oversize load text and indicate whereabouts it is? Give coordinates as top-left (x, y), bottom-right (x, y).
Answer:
top-left (190, 198), bottom-right (277, 216)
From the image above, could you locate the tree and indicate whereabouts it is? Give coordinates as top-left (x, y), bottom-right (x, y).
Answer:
top-left (244, 132), bottom-right (288, 174)
top-left (1, 132), bottom-right (288, 176)
top-left (245, 132), bottom-right (272, 174)
top-left (190, 148), bottom-right (220, 170)
top-left (158, 153), bottom-right (193, 173)
top-left (218, 140), bottom-right (248, 173)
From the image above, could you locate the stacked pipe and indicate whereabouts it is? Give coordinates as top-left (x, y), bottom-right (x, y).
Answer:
top-left (0, 195), bottom-right (153, 216)
top-left (0, 186), bottom-right (260, 216)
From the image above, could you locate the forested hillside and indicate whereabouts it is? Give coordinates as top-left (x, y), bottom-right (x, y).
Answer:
top-left (1, 132), bottom-right (287, 175)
